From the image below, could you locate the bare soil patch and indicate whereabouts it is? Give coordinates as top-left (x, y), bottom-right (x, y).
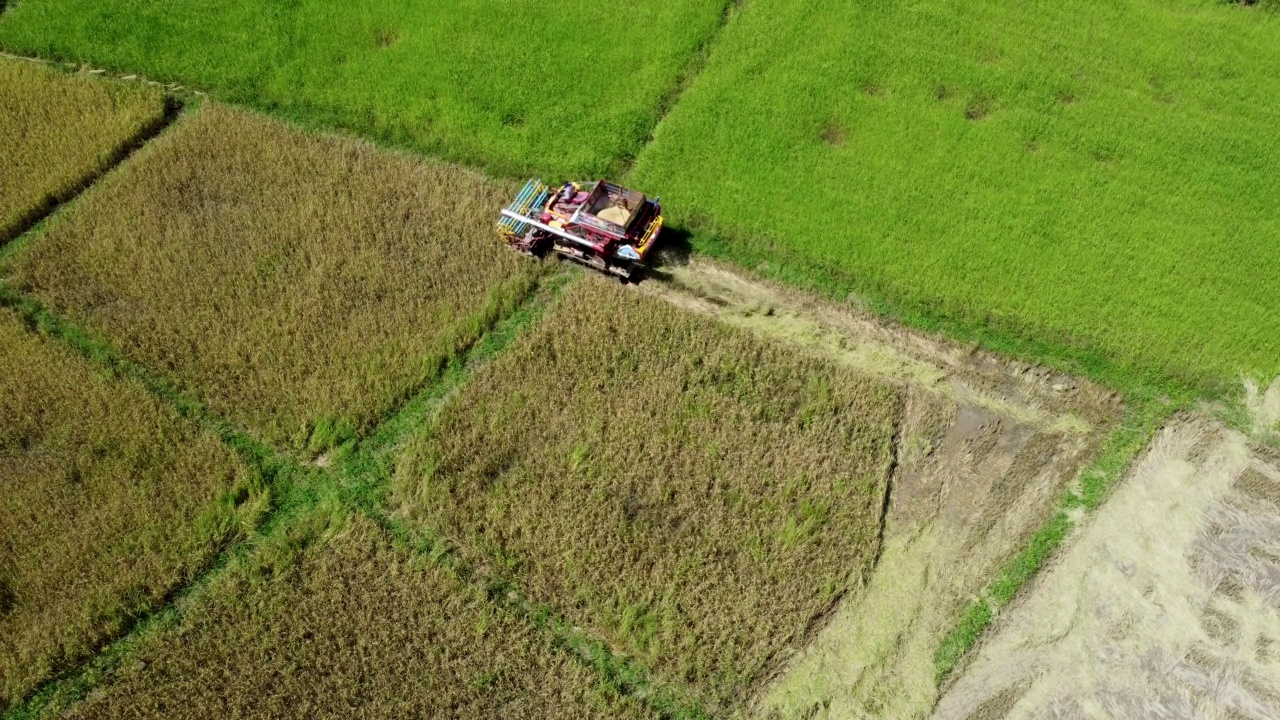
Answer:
top-left (933, 417), bottom-right (1280, 720)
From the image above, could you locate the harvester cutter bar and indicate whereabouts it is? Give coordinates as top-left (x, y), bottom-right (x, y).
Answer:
top-left (498, 179), bottom-right (551, 240)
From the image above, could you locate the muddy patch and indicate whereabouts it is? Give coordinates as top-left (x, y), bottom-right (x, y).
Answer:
top-left (932, 418), bottom-right (1280, 720)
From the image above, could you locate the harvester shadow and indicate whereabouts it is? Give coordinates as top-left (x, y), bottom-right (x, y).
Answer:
top-left (640, 224), bottom-right (694, 285)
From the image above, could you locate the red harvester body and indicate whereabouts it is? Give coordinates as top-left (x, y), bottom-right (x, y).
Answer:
top-left (496, 179), bottom-right (663, 282)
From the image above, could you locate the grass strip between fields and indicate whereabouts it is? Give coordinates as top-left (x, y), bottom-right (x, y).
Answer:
top-left (1, 266), bottom-right (707, 720)
top-left (0, 309), bottom-right (258, 707)
top-left (931, 389), bottom-right (1186, 685)
top-left (685, 227), bottom-right (1208, 401)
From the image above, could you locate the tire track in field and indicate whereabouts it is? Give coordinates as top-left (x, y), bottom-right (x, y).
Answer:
top-left (640, 255), bottom-right (1116, 437)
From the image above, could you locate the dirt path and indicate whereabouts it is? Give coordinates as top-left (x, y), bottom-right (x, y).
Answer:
top-left (636, 257), bottom-right (1122, 719)
top-left (932, 418), bottom-right (1280, 720)
top-left (642, 258), bottom-right (1111, 437)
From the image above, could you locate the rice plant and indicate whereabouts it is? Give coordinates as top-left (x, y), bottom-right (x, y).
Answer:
top-left (395, 279), bottom-right (902, 708)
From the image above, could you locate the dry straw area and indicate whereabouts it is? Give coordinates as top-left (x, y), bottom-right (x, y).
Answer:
top-left (66, 514), bottom-right (651, 720)
top-left (0, 57), bottom-right (165, 244)
top-left (395, 279), bottom-right (903, 709)
top-left (5, 102), bottom-right (541, 451)
top-left (0, 310), bottom-right (254, 710)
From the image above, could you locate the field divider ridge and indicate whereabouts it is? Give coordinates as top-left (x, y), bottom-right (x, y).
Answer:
top-left (0, 83), bottom-right (184, 248)
top-left (0, 283), bottom-right (334, 719)
top-left (613, 0), bottom-right (745, 179)
top-left (1, 264), bottom-right (613, 718)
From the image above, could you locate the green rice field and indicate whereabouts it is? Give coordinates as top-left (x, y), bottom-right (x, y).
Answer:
top-left (0, 0), bottom-right (729, 177)
top-left (630, 0), bottom-right (1280, 392)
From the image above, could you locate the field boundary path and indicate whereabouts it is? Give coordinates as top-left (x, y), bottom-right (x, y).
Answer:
top-left (642, 256), bottom-right (1113, 438)
top-left (0, 53), bottom-right (182, 247)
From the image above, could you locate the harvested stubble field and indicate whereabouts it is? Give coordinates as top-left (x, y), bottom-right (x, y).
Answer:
top-left (935, 419), bottom-right (1280, 720)
top-left (64, 513), bottom-right (652, 720)
top-left (4, 102), bottom-right (543, 452)
top-left (394, 279), bottom-right (903, 710)
top-left (0, 0), bottom-right (729, 176)
top-left (0, 56), bottom-right (165, 244)
top-left (630, 0), bottom-right (1280, 391)
top-left (0, 309), bottom-right (257, 710)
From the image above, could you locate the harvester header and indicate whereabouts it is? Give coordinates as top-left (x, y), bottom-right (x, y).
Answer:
top-left (497, 179), bottom-right (663, 282)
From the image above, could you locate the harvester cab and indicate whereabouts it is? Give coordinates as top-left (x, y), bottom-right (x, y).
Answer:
top-left (496, 179), bottom-right (663, 282)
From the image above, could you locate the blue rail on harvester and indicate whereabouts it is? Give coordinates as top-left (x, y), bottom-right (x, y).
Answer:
top-left (497, 179), bottom-right (550, 240)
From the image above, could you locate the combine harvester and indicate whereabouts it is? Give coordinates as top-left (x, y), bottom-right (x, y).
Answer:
top-left (497, 179), bottom-right (663, 282)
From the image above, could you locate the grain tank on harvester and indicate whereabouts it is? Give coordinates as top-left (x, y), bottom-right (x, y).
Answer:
top-left (496, 179), bottom-right (663, 282)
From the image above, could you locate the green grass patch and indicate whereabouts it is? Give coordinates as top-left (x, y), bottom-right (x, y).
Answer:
top-left (0, 56), bottom-right (166, 244)
top-left (631, 0), bottom-right (1280, 393)
top-left (2, 102), bottom-right (545, 452)
top-left (0, 0), bottom-right (730, 177)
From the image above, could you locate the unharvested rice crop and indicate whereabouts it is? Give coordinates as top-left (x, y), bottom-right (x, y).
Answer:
top-left (0, 56), bottom-right (165, 244)
top-left (395, 279), bottom-right (902, 708)
top-left (65, 514), bottom-right (651, 720)
top-left (0, 309), bottom-right (253, 710)
top-left (0, 0), bottom-right (729, 177)
top-left (4, 102), bottom-right (542, 451)
top-left (630, 0), bottom-right (1280, 391)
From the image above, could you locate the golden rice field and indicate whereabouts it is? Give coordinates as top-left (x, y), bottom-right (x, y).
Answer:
top-left (4, 102), bottom-right (543, 452)
top-left (61, 514), bottom-right (652, 720)
top-left (394, 279), bottom-right (902, 709)
top-left (0, 57), bottom-right (165, 244)
top-left (0, 309), bottom-right (256, 710)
